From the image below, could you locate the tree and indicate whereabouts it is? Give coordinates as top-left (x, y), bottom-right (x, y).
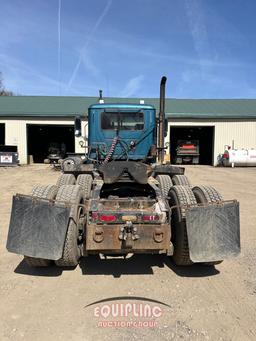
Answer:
top-left (0, 72), bottom-right (13, 96)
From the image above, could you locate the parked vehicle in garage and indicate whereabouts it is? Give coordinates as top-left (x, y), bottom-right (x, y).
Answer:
top-left (6, 77), bottom-right (240, 269)
top-left (175, 139), bottom-right (200, 164)
top-left (44, 142), bottom-right (66, 166)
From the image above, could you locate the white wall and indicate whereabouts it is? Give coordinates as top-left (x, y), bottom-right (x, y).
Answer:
top-left (167, 119), bottom-right (256, 165)
top-left (1, 118), bottom-right (87, 164)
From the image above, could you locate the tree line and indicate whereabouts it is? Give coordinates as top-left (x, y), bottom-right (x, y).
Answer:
top-left (0, 72), bottom-right (13, 96)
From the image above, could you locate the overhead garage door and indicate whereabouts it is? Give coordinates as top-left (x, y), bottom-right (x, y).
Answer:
top-left (0, 123), bottom-right (5, 145)
top-left (27, 124), bottom-right (75, 163)
top-left (170, 126), bottom-right (214, 165)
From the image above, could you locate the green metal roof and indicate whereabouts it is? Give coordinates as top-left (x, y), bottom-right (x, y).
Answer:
top-left (0, 96), bottom-right (256, 119)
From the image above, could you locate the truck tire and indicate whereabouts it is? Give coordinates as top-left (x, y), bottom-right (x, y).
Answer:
top-left (172, 175), bottom-right (191, 186)
top-left (192, 185), bottom-right (223, 266)
top-left (31, 184), bottom-right (58, 199)
top-left (24, 185), bottom-right (58, 267)
top-left (55, 185), bottom-right (84, 267)
top-left (192, 185), bottom-right (223, 204)
top-left (156, 175), bottom-right (173, 197)
top-left (76, 174), bottom-right (93, 199)
top-left (169, 185), bottom-right (197, 266)
top-left (56, 174), bottom-right (76, 187)
top-left (61, 157), bottom-right (82, 171)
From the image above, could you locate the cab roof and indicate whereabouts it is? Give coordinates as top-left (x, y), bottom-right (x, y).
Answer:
top-left (89, 103), bottom-right (155, 110)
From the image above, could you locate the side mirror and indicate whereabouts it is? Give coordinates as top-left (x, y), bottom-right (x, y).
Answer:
top-left (74, 116), bottom-right (81, 137)
top-left (164, 118), bottom-right (168, 137)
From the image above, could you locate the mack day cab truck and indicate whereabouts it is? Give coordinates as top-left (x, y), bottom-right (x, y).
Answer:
top-left (6, 77), bottom-right (240, 268)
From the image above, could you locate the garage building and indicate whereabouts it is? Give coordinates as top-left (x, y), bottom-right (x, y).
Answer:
top-left (0, 96), bottom-right (256, 165)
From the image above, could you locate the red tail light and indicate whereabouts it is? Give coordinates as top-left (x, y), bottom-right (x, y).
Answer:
top-left (143, 215), bottom-right (159, 222)
top-left (100, 214), bottom-right (117, 222)
top-left (182, 144), bottom-right (195, 149)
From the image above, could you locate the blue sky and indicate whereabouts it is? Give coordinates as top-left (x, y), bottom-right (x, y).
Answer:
top-left (0, 0), bottom-right (255, 98)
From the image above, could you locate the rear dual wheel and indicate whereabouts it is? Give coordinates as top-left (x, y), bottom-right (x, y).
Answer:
top-left (156, 174), bottom-right (191, 198)
top-left (24, 185), bottom-right (58, 267)
top-left (192, 185), bottom-right (223, 266)
top-left (169, 184), bottom-right (223, 266)
top-left (76, 174), bottom-right (93, 200)
top-left (172, 175), bottom-right (191, 186)
top-left (156, 175), bottom-right (173, 197)
top-left (169, 185), bottom-right (197, 266)
top-left (25, 184), bottom-right (86, 268)
top-left (55, 185), bottom-right (85, 267)
top-left (56, 174), bottom-right (76, 187)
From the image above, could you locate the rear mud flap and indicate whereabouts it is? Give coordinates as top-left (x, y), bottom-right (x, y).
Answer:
top-left (185, 201), bottom-right (240, 263)
top-left (6, 195), bottom-right (71, 260)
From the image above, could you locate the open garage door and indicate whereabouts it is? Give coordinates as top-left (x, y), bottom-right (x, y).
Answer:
top-left (27, 124), bottom-right (74, 163)
top-left (0, 124), bottom-right (5, 145)
top-left (170, 126), bottom-right (214, 165)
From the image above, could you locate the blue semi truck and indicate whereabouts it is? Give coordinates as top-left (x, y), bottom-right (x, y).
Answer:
top-left (6, 77), bottom-right (240, 268)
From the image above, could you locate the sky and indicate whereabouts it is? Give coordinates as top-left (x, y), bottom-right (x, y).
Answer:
top-left (0, 0), bottom-right (255, 98)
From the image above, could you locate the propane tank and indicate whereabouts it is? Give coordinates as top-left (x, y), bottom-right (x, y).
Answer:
top-left (222, 146), bottom-right (256, 166)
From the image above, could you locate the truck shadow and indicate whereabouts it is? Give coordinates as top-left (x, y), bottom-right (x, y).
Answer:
top-left (79, 254), bottom-right (163, 277)
top-left (163, 256), bottom-right (220, 277)
top-left (79, 254), bottom-right (219, 278)
top-left (14, 255), bottom-right (219, 277)
top-left (14, 259), bottom-right (68, 277)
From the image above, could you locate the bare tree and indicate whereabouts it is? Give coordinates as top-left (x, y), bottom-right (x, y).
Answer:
top-left (0, 72), bottom-right (13, 96)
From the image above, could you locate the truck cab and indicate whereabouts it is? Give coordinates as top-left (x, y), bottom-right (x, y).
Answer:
top-left (87, 103), bottom-right (157, 163)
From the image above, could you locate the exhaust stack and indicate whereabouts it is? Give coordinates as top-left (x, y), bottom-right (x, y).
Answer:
top-left (158, 76), bottom-right (167, 164)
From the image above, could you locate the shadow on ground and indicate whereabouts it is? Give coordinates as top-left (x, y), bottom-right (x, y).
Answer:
top-left (14, 255), bottom-right (220, 278)
top-left (14, 259), bottom-right (68, 277)
top-left (79, 254), bottom-right (219, 278)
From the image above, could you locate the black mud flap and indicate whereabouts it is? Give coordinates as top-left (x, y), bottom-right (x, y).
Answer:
top-left (185, 201), bottom-right (240, 263)
top-left (6, 195), bottom-right (71, 260)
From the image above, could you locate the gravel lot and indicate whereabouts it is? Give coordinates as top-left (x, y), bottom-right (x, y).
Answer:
top-left (0, 164), bottom-right (256, 341)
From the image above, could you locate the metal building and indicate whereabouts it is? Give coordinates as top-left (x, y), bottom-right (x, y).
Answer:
top-left (0, 96), bottom-right (255, 165)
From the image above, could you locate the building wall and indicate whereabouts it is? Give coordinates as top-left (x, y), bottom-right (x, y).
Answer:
top-left (167, 119), bottom-right (256, 165)
top-left (0, 118), bottom-right (87, 164)
top-left (1, 117), bottom-right (256, 165)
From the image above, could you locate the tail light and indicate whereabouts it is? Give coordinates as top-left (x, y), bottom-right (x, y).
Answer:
top-left (143, 214), bottom-right (160, 222)
top-left (91, 212), bottom-right (117, 223)
top-left (99, 214), bottom-right (117, 222)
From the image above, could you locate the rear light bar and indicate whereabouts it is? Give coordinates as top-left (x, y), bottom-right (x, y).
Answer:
top-left (142, 215), bottom-right (160, 222)
top-left (90, 212), bottom-right (160, 224)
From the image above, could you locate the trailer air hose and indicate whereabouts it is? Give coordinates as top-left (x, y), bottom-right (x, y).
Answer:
top-left (102, 136), bottom-right (119, 164)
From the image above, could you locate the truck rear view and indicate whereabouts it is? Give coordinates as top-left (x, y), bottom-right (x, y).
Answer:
top-left (6, 77), bottom-right (240, 269)
top-left (175, 140), bottom-right (200, 164)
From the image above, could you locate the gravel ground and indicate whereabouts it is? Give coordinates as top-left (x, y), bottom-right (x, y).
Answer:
top-left (0, 164), bottom-right (256, 341)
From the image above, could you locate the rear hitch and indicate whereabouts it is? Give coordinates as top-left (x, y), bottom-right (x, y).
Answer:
top-left (119, 221), bottom-right (140, 247)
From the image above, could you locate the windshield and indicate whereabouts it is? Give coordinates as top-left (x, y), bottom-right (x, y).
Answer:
top-left (101, 111), bottom-right (144, 130)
